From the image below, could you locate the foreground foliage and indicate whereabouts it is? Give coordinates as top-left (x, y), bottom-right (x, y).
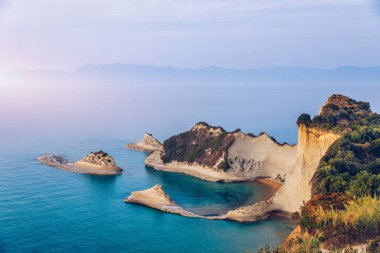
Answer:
top-left (301, 195), bottom-right (380, 248)
top-left (293, 95), bottom-right (380, 251)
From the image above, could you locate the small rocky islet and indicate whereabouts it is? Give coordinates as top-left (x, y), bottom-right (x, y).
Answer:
top-left (38, 150), bottom-right (122, 175)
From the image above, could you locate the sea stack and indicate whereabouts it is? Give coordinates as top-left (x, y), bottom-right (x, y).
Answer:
top-left (38, 150), bottom-right (122, 175)
top-left (126, 132), bottom-right (163, 152)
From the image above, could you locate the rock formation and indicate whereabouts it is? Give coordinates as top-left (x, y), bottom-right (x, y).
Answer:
top-left (38, 151), bottom-right (122, 175)
top-left (126, 132), bottom-right (163, 152)
top-left (125, 184), bottom-right (201, 218)
top-left (145, 123), bottom-right (296, 182)
top-left (270, 125), bottom-right (340, 212)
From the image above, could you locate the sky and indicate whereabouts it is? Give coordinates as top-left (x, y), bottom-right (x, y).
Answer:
top-left (0, 0), bottom-right (380, 71)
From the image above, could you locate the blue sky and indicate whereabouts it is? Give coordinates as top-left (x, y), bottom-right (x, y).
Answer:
top-left (0, 0), bottom-right (380, 71)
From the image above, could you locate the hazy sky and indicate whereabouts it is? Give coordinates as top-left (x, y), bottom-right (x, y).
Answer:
top-left (0, 0), bottom-right (380, 71)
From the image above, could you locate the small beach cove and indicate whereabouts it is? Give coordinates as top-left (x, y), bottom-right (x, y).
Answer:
top-left (140, 165), bottom-right (277, 217)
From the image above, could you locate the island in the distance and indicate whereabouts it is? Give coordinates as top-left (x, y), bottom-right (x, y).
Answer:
top-left (126, 94), bottom-right (380, 252)
top-left (38, 150), bottom-right (122, 175)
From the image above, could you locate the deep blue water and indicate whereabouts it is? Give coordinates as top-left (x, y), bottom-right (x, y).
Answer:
top-left (0, 81), bottom-right (378, 252)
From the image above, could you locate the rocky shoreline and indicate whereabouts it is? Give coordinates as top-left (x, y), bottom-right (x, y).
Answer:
top-left (38, 153), bottom-right (122, 175)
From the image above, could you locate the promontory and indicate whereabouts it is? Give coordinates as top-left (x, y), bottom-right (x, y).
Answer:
top-left (125, 94), bottom-right (380, 251)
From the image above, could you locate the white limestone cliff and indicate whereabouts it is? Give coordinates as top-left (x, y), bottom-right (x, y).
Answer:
top-left (271, 125), bottom-right (340, 212)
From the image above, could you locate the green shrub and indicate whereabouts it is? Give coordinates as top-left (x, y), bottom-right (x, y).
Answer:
top-left (219, 160), bottom-right (230, 171)
top-left (297, 114), bottom-right (312, 126)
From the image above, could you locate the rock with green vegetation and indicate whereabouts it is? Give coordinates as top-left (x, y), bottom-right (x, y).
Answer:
top-left (161, 122), bottom-right (236, 170)
top-left (79, 150), bottom-right (117, 168)
top-left (255, 95), bottom-right (380, 252)
top-left (295, 95), bottom-right (380, 251)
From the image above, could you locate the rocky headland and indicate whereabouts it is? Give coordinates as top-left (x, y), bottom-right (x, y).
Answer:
top-left (126, 132), bottom-right (163, 152)
top-left (38, 150), bottom-right (122, 175)
top-left (127, 94), bottom-right (380, 251)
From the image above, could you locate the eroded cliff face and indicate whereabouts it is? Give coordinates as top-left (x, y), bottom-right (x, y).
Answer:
top-left (271, 125), bottom-right (340, 212)
top-left (227, 134), bottom-right (297, 179)
top-left (146, 123), bottom-right (297, 181)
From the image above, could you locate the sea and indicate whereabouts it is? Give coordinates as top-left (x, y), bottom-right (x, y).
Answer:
top-left (0, 76), bottom-right (378, 252)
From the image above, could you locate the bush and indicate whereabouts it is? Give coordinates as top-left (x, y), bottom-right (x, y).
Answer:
top-left (369, 139), bottom-right (380, 157)
top-left (297, 114), bottom-right (312, 126)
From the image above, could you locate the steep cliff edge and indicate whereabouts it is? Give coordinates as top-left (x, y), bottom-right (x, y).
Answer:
top-left (281, 95), bottom-right (380, 252)
top-left (271, 125), bottom-right (340, 212)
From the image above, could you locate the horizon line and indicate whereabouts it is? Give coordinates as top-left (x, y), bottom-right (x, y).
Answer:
top-left (2, 63), bottom-right (380, 74)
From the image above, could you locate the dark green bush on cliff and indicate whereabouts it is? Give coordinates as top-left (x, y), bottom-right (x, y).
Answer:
top-left (311, 114), bottom-right (338, 130)
top-left (297, 114), bottom-right (312, 126)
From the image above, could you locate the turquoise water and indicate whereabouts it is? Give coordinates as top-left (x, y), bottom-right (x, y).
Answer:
top-left (0, 132), bottom-right (294, 253)
top-left (1, 82), bottom-right (378, 252)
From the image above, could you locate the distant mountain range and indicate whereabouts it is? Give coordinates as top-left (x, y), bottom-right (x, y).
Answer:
top-left (74, 63), bottom-right (380, 82)
top-left (3, 63), bottom-right (380, 85)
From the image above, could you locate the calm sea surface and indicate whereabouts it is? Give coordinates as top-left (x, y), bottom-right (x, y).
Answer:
top-left (0, 80), bottom-right (378, 252)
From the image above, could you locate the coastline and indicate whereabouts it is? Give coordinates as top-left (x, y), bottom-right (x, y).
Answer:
top-left (146, 160), bottom-right (283, 193)
top-left (38, 154), bottom-right (122, 175)
top-left (124, 183), bottom-right (283, 223)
